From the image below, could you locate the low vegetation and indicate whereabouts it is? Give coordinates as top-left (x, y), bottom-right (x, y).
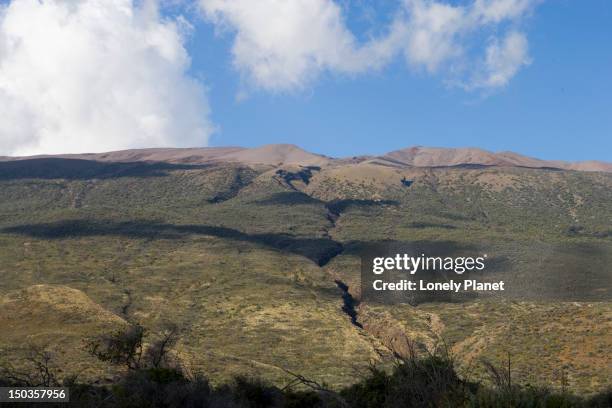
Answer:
top-left (1, 326), bottom-right (610, 407)
top-left (0, 158), bottom-right (610, 396)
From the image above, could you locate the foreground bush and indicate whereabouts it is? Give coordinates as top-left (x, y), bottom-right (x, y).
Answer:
top-left (2, 358), bottom-right (610, 407)
top-left (1, 326), bottom-right (609, 407)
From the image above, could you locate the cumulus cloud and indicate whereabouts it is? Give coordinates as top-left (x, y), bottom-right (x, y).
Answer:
top-left (476, 31), bottom-right (531, 88)
top-left (0, 0), bottom-right (213, 156)
top-left (399, 0), bottom-right (468, 72)
top-left (198, 0), bottom-right (540, 92)
top-left (198, 0), bottom-right (388, 91)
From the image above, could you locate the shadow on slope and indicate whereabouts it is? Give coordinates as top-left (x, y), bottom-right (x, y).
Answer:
top-left (0, 158), bottom-right (213, 180)
top-left (326, 199), bottom-right (400, 216)
top-left (255, 191), bottom-right (323, 206)
top-left (254, 193), bottom-right (400, 216)
top-left (2, 220), bottom-right (344, 267)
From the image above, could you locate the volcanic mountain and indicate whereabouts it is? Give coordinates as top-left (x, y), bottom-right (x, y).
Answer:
top-left (0, 141), bottom-right (610, 394)
top-left (2, 144), bottom-right (609, 172)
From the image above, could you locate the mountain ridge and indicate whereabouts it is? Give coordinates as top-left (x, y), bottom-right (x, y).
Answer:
top-left (1, 144), bottom-right (610, 173)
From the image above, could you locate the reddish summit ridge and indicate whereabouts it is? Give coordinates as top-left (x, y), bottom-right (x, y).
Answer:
top-left (1, 144), bottom-right (610, 173)
top-left (381, 146), bottom-right (612, 172)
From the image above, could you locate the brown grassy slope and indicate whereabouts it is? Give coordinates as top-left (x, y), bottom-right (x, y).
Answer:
top-left (0, 285), bottom-right (127, 381)
top-left (2, 144), bottom-right (610, 172)
top-left (383, 146), bottom-right (612, 172)
top-left (0, 157), bottom-right (610, 393)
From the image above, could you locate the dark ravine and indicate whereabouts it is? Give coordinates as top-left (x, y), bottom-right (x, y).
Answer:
top-left (275, 166), bottom-right (320, 189)
top-left (335, 280), bottom-right (363, 329)
top-left (121, 288), bottom-right (133, 318)
top-left (315, 241), bottom-right (344, 267)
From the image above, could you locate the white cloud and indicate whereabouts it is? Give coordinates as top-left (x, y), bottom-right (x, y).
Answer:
top-left (0, 0), bottom-right (213, 156)
top-left (198, 0), bottom-right (540, 92)
top-left (473, 0), bottom-right (537, 23)
top-left (477, 31), bottom-right (531, 88)
top-left (199, 0), bottom-right (389, 91)
top-left (399, 0), bottom-right (467, 72)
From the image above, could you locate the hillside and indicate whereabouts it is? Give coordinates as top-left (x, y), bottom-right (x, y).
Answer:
top-left (0, 145), bottom-right (610, 393)
top-left (2, 144), bottom-right (610, 172)
top-left (382, 146), bottom-right (612, 172)
top-left (0, 144), bottom-right (332, 167)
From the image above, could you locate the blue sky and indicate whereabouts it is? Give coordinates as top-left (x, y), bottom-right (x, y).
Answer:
top-left (186, 1), bottom-right (611, 161)
top-left (0, 0), bottom-right (609, 161)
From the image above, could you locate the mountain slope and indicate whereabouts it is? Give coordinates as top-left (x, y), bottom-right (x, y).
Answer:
top-left (0, 147), bottom-right (610, 392)
top-left (383, 146), bottom-right (612, 172)
top-left (2, 144), bottom-right (610, 172)
top-left (0, 144), bottom-right (332, 167)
